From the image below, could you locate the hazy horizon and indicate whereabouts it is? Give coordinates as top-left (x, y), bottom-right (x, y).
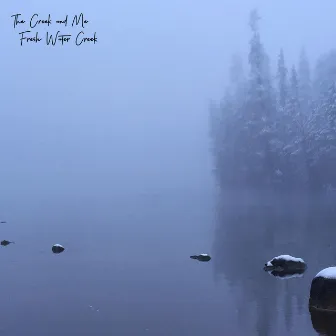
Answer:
top-left (1, 1), bottom-right (336, 201)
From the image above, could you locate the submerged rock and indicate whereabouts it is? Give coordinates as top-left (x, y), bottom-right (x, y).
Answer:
top-left (52, 244), bottom-right (65, 254)
top-left (310, 267), bottom-right (336, 311)
top-left (1, 240), bottom-right (14, 246)
top-left (266, 268), bottom-right (305, 279)
top-left (190, 254), bottom-right (211, 262)
top-left (264, 254), bottom-right (306, 272)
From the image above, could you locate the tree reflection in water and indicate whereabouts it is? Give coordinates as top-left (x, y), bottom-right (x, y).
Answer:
top-left (213, 190), bottom-right (336, 335)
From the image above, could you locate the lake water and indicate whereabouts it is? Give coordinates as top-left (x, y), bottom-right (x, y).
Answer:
top-left (0, 189), bottom-right (334, 335)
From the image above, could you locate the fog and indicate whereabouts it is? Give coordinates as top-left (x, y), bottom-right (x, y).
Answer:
top-left (1, 1), bottom-right (336, 335)
top-left (2, 0), bottom-right (336, 200)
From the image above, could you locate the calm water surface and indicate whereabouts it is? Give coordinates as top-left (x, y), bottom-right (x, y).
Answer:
top-left (0, 190), bottom-right (334, 335)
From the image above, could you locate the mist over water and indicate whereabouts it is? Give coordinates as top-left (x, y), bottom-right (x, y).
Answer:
top-left (2, 0), bottom-right (336, 335)
top-left (213, 190), bottom-right (336, 335)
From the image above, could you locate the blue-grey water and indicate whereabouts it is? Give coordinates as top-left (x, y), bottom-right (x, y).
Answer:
top-left (0, 189), bottom-right (334, 335)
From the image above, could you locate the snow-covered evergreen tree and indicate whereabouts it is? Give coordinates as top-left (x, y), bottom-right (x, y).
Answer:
top-left (298, 48), bottom-right (312, 114)
top-left (209, 55), bottom-right (247, 187)
top-left (277, 49), bottom-right (288, 111)
top-left (209, 12), bottom-right (336, 191)
top-left (243, 9), bottom-right (277, 186)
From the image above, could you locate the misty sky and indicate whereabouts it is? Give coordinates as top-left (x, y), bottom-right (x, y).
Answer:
top-left (1, 0), bottom-right (336, 202)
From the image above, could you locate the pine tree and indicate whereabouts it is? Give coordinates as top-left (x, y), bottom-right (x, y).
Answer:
top-left (277, 49), bottom-right (288, 111)
top-left (298, 48), bottom-right (312, 113)
top-left (245, 9), bottom-right (276, 185)
top-left (278, 66), bottom-right (300, 184)
top-left (316, 82), bottom-right (336, 186)
top-left (325, 82), bottom-right (336, 131)
top-left (209, 11), bottom-right (336, 190)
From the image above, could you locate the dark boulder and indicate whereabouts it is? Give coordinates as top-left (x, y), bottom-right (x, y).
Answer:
top-left (52, 244), bottom-right (65, 254)
top-left (310, 305), bottom-right (336, 335)
top-left (1, 240), bottom-right (14, 246)
top-left (190, 254), bottom-right (211, 262)
top-left (309, 267), bottom-right (336, 311)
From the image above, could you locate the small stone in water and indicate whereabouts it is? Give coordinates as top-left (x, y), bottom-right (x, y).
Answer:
top-left (190, 254), bottom-right (211, 262)
top-left (52, 244), bottom-right (65, 254)
top-left (1, 240), bottom-right (14, 246)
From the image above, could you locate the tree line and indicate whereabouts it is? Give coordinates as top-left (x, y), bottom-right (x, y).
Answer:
top-left (209, 9), bottom-right (336, 191)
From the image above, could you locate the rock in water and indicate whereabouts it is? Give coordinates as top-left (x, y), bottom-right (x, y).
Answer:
top-left (190, 254), bottom-right (211, 262)
top-left (310, 267), bottom-right (336, 311)
top-left (264, 255), bottom-right (306, 272)
top-left (310, 305), bottom-right (336, 335)
top-left (1, 240), bottom-right (14, 246)
top-left (266, 269), bottom-right (305, 279)
top-left (52, 244), bottom-right (65, 254)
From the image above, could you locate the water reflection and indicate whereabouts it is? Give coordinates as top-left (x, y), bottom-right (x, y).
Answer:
top-left (266, 269), bottom-right (305, 279)
top-left (213, 190), bottom-right (336, 335)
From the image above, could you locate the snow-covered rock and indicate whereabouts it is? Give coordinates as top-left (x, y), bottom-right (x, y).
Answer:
top-left (52, 244), bottom-right (65, 254)
top-left (264, 255), bottom-right (306, 271)
top-left (315, 267), bottom-right (336, 280)
top-left (310, 266), bottom-right (336, 311)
